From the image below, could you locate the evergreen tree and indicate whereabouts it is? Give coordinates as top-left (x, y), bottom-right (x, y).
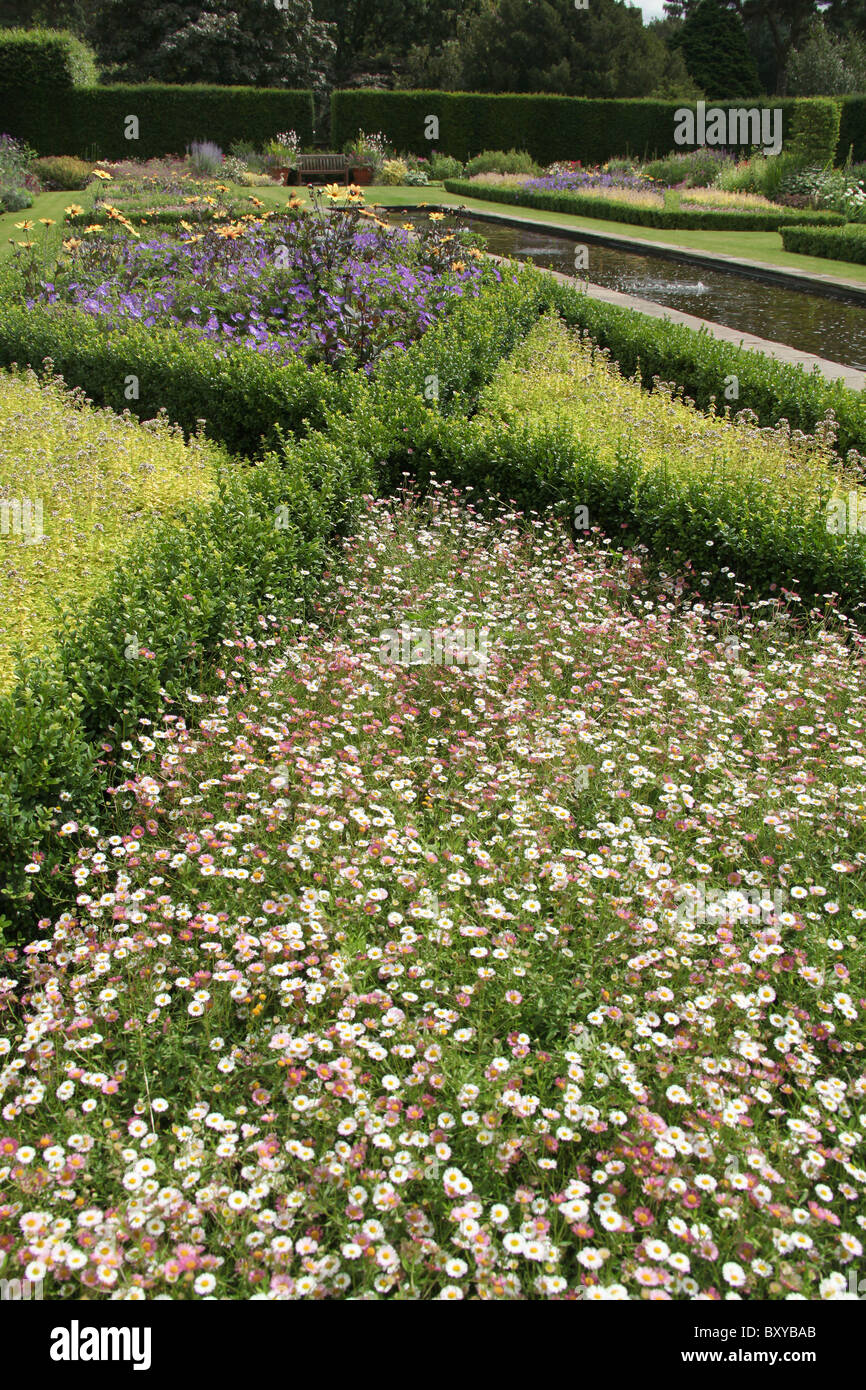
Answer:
top-left (673, 0), bottom-right (762, 96)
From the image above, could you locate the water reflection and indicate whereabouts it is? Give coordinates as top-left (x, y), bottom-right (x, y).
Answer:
top-left (393, 210), bottom-right (866, 369)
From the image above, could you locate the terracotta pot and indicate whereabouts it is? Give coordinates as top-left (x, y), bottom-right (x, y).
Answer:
top-left (350, 166), bottom-right (374, 186)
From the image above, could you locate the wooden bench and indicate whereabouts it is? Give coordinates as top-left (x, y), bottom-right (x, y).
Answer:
top-left (286, 153), bottom-right (352, 186)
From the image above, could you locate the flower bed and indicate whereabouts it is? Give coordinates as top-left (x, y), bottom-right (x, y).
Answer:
top-left (35, 197), bottom-right (489, 372)
top-left (443, 178), bottom-right (846, 231)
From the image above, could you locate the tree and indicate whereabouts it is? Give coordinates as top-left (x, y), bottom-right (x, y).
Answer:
top-left (787, 15), bottom-right (866, 94)
top-left (0, 0), bottom-right (93, 30)
top-left (456, 0), bottom-right (699, 99)
top-left (88, 1), bottom-right (335, 89)
top-left (673, 0), bottom-right (762, 95)
top-left (312, 1), bottom-right (479, 86)
top-left (664, 0), bottom-right (826, 91)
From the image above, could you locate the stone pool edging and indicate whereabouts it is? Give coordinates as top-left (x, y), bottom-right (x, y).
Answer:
top-left (417, 203), bottom-right (866, 308)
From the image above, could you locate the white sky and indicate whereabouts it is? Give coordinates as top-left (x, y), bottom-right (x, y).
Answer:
top-left (629, 0), bottom-right (669, 21)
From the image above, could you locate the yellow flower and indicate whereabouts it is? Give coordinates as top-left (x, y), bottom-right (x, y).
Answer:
top-left (62, 237), bottom-right (82, 251)
top-left (248, 196), bottom-right (264, 208)
top-left (91, 169), bottom-right (112, 181)
top-left (64, 204), bottom-right (84, 217)
top-left (323, 182), bottom-right (345, 199)
top-left (451, 260), bottom-right (466, 272)
top-left (428, 211), bottom-right (445, 221)
top-left (179, 220), bottom-right (193, 232)
top-left (14, 221), bottom-right (34, 231)
top-left (401, 222), bottom-right (414, 231)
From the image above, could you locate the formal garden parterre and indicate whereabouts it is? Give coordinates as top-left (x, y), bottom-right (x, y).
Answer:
top-left (1, 67), bottom-right (866, 1302)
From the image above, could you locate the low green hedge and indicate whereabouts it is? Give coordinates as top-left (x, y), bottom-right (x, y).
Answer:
top-left (0, 428), bottom-right (376, 929)
top-left (781, 222), bottom-right (866, 267)
top-left (365, 402), bottom-right (866, 610)
top-left (0, 304), bottom-right (351, 459)
top-left (443, 179), bottom-right (846, 231)
top-left (369, 265), bottom-right (866, 462)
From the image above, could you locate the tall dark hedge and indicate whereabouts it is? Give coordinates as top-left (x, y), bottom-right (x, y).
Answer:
top-left (332, 90), bottom-right (866, 165)
top-left (2, 83), bottom-right (315, 159)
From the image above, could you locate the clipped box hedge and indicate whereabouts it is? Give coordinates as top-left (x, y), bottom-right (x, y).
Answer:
top-left (0, 426), bottom-right (376, 928)
top-left (0, 303), bottom-right (351, 459)
top-left (443, 178), bottom-right (846, 231)
top-left (3, 83), bottom-right (315, 160)
top-left (781, 222), bottom-right (866, 267)
top-left (333, 90), bottom-right (858, 166)
top-left (365, 268), bottom-right (866, 461)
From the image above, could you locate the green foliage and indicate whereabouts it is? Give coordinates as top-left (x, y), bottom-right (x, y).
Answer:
top-left (0, 433), bottom-right (375, 924)
top-left (0, 304), bottom-right (351, 458)
top-left (381, 158), bottom-right (409, 185)
top-left (85, 0), bottom-right (334, 91)
top-left (31, 154), bottom-right (94, 189)
top-left (376, 265), bottom-right (866, 459)
top-left (0, 188), bottom-right (33, 211)
top-left (643, 148), bottom-right (731, 186)
top-left (455, 0), bottom-right (696, 100)
top-left (673, 0), bottom-right (761, 98)
top-left (781, 220), bottom-right (866, 265)
top-left (333, 91), bottom-right (857, 167)
top-left (464, 148), bottom-right (539, 176)
top-left (3, 84), bottom-right (315, 161)
top-left (788, 97), bottom-right (842, 169)
top-left (839, 97), bottom-right (866, 164)
top-left (443, 177), bottom-right (845, 230)
top-left (0, 26), bottom-right (97, 95)
top-left (429, 153), bottom-right (464, 180)
top-left (787, 17), bottom-right (866, 96)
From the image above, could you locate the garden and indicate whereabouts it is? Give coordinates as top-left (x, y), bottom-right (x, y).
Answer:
top-left (0, 20), bottom-right (865, 1311)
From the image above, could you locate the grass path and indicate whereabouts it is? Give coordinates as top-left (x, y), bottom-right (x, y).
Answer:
top-left (2, 487), bottom-right (864, 1300)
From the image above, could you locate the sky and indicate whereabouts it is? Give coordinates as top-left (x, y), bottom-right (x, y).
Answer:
top-left (629, 0), bottom-right (669, 21)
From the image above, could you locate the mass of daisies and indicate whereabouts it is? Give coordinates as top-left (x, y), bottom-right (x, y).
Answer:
top-left (1, 487), bottom-right (865, 1301)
